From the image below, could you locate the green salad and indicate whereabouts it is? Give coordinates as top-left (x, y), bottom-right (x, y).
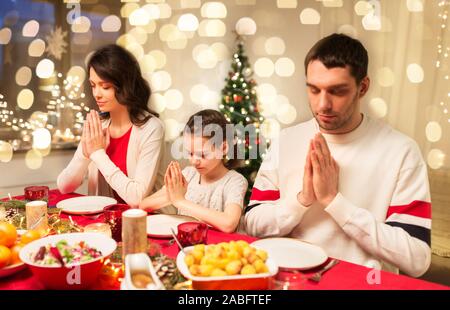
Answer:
top-left (32, 240), bottom-right (102, 266)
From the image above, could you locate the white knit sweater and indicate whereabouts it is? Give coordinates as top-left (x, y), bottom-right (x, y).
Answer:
top-left (245, 115), bottom-right (431, 277)
top-left (57, 116), bottom-right (165, 208)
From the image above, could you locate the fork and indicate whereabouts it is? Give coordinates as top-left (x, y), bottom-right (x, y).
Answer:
top-left (82, 213), bottom-right (102, 220)
top-left (308, 259), bottom-right (339, 282)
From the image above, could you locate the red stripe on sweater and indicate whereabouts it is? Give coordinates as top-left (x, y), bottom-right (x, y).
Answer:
top-left (250, 188), bottom-right (280, 202)
top-left (386, 200), bottom-right (431, 220)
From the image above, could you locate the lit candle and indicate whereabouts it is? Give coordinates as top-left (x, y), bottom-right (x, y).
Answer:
top-left (122, 209), bottom-right (147, 258)
top-left (83, 223), bottom-right (112, 238)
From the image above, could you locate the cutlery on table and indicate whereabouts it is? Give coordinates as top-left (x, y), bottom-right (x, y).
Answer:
top-left (308, 259), bottom-right (339, 283)
top-left (81, 213), bottom-right (102, 220)
top-left (170, 228), bottom-right (186, 254)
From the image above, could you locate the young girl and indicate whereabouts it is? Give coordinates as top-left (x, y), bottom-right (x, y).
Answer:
top-left (139, 109), bottom-right (248, 233)
top-left (57, 44), bottom-right (165, 208)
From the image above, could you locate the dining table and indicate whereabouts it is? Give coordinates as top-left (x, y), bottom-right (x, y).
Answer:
top-left (0, 189), bottom-right (448, 290)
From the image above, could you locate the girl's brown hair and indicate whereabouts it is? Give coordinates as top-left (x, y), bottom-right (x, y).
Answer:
top-left (184, 109), bottom-right (242, 169)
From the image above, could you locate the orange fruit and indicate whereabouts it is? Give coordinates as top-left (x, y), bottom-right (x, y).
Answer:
top-left (9, 244), bottom-right (23, 265)
top-left (20, 230), bottom-right (41, 245)
top-left (0, 222), bottom-right (17, 247)
top-left (0, 245), bottom-right (11, 268)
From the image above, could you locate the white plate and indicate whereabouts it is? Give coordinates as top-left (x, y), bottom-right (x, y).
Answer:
top-left (251, 238), bottom-right (328, 270)
top-left (57, 196), bottom-right (117, 215)
top-left (146, 214), bottom-right (197, 238)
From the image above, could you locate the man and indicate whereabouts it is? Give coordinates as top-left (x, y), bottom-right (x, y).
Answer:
top-left (245, 33), bottom-right (431, 277)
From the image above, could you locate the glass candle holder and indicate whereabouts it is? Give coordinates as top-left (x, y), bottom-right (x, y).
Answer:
top-left (84, 223), bottom-right (112, 238)
top-left (103, 204), bottom-right (130, 242)
top-left (24, 186), bottom-right (49, 202)
top-left (25, 200), bottom-right (48, 234)
top-left (177, 222), bottom-right (208, 247)
top-left (268, 272), bottom-right (306, 290)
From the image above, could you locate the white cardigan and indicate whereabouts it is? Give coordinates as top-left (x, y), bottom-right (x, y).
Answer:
top-left (57, 116), bottom-right (165, 208)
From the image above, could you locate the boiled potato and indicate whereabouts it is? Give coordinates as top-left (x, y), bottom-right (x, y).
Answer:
top-left (193, 244), bottom-right (205, 253)
top-left (191, 249), bottom-right (204, 263)
top-left (216, 258), bottom-right (231, 269)
top-left (189, 264), bottom-right (201, 276)
top-left (228, 243), bottom-right (239, 254)
top-left (241, 264), bottom-right (257, 275)
top-left (218, 242), bottom-right (230, 251)
top-left (255, 249), bottom-right (268, 261)
top-left (200, 254), bottom-right (218, 267)
top-left (205, 244), bottom-right (217, 255)
top-left (242, 246), bottom-right (255, 258)
top-left (236, 240), bottom-right (249, 248)
top-left (226, 249), bottom-right (240, 261)
top-left (184, 254), bottom-right (195, 267)
top-left (246, 252), bottom-right (258, 264)
top-left (199, 264), bottom-right (214, 277)
top-left (253, 259), bottom-right (268, 273)
top-left (236, 240), bottom-right (249, 255)
top-left (225, 260), bottom-right (242, 275)
top-left (210, 268), bottom-right (227, 277)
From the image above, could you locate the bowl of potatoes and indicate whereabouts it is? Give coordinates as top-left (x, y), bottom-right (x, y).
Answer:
top-left (176, 240), bottom-right (278, 290)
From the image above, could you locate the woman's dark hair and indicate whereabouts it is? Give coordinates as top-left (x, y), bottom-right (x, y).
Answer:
top-left (304, 33), bottom-right (368, 85)
top-left (184, 109), bottom-right (241, 169)
top-left (87, 44), bottom-right (159, 126)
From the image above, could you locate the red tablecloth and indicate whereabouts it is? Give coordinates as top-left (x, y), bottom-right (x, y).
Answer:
top-left (0, 190), bottom-right (448, 290)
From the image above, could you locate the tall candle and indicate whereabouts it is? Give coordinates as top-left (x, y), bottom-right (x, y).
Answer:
top-left (122, 209), bottom-right (147, 257)
top-left (25, 200), bottom-right (48, 233)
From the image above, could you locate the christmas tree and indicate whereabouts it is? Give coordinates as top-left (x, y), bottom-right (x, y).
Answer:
top-left (220, 35), bottom-right (266, 205)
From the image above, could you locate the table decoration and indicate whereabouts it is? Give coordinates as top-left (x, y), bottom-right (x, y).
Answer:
top-left (25, 200), bottom-right (48, 233)
top-left (24, 186), bottom-right (49, 202)
top-left (177, 222), bottom-right (208, 247)
top-left (103, 204), bottom-right (130, 242)
top-left (83, 222), bottom-right (112, 238)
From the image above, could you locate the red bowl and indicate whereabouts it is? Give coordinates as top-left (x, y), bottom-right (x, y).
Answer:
top-left (19, 233), bottom-right (117, 290)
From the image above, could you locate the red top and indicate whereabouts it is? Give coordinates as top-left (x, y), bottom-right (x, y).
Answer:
top-left (105, 126), bottom-right (132, 204)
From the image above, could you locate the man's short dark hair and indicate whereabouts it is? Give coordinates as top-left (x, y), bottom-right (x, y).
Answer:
top-left (304, 33), bottom-right (368, 85)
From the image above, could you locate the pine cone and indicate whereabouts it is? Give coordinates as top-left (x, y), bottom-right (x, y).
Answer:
top-left (152, 256), bottom-right (185, 289)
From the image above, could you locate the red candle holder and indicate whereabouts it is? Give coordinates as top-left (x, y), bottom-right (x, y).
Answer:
top-left (103, 204), bottom-right (131, 242)
top-left (177, 222), bottom-right (208, 247)
top-left (24, 186), bottom-right (49, 202)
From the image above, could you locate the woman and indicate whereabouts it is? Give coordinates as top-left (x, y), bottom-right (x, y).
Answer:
top-left (57, 44), bottom-right (165, 208)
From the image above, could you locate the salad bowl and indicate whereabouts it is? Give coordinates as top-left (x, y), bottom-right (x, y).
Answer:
top-left (19, 232), bottom-right (116, 289)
